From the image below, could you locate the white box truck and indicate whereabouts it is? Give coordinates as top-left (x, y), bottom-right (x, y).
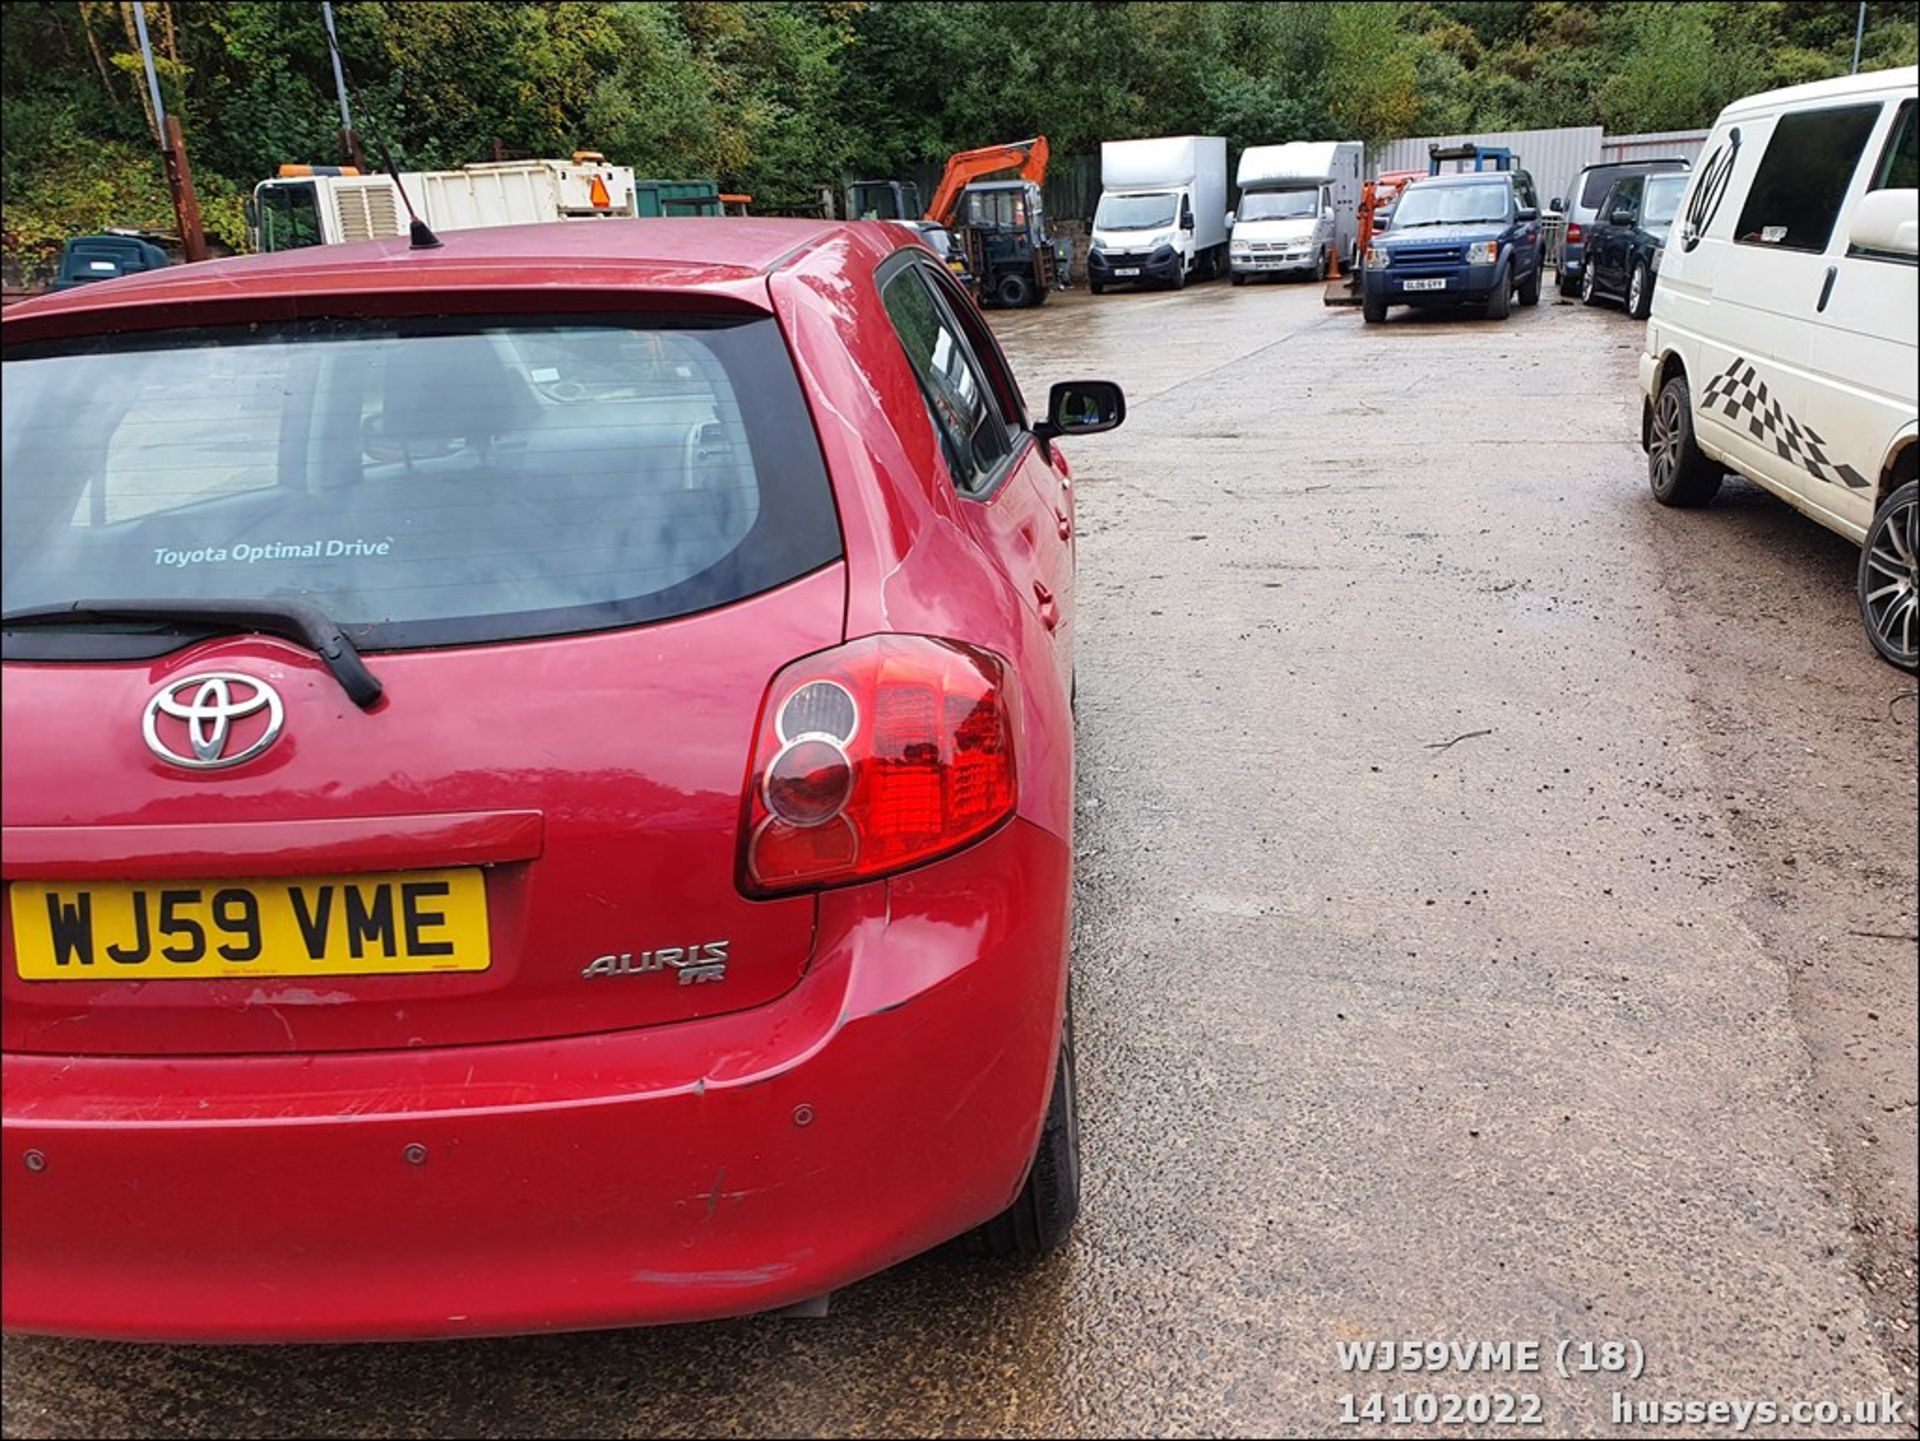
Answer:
top-left (1088, 136), bottom-right (1228, 293)
top-left (1229, 141), bottom-right (1364, 284)
top-left (249, 155), bottom-right (641, 253)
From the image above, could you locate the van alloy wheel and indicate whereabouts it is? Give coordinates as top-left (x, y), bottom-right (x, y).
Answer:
top-left (1648, 373), bottom-right (1720, 507)
top-left (1861, 481), bottom-right (1919, 670)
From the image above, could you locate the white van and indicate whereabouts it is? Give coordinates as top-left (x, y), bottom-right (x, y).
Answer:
top-left (1230, 141), bottom-right (1364, 282)
top-left (1640, 65), bottom-right (1918, 670)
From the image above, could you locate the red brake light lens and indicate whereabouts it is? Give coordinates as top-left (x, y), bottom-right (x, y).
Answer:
top-left (1567, 222), bottom-right (1583, 243)
top-left (742, 636), bottom-right (1018, 895)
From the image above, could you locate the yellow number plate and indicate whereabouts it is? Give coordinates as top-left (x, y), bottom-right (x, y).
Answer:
top-left (10, 869), bottom-right (489, 981)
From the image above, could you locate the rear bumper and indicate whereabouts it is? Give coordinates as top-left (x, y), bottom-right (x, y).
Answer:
top-left (2, 819), bottom-right (1071, 1342)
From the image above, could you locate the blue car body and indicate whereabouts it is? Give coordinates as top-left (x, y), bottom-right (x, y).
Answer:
top-left (1361, 171), bottom-right (1544, 319)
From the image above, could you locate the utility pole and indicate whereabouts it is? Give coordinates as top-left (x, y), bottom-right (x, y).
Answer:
top-left (1852, 1), bottom-right (1866, 74)
top-left (132, 1), bottom-right (207, 261)
top-left (320, 1), bottom-right (365, 170)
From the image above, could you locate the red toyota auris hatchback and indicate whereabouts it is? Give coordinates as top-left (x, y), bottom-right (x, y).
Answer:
top-left (0, 218), bottom-right (1122, 1341)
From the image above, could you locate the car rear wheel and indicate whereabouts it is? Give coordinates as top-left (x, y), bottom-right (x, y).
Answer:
top-left (1627, 262), bottom-right (1652, 320)
top-left (1580, 264), bottom-right (1599, 306)
top-left (965, 990), bottom-right (1082, 1259)
top-left (1859, 479), bottom-right (1919, 671)
top-left (1649, 373), bottom-right (1722, 507)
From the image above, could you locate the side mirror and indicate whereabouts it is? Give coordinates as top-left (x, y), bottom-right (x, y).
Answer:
top-left (1180, 212), bottom-right (1195, 231)
top-left (1549, 197), bottom-right (1564, 213)
top-left (1034, 380), bottom-right (1125, 458)
top-left (1610, 206), bottom-right (1635, 226)
top-left (1848, 187), bottom-right (1919, 257)
top-left (1517, 205), bottom-right (1540, 223)
top-left (1225, 211), bottom-right (1236, 229)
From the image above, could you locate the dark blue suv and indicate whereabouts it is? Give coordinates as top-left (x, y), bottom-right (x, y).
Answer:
top-left (1361, 171), bottom-right (1543, 323)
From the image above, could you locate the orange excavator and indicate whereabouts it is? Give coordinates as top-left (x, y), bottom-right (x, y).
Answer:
top-left (925, 137), bottom-right (1050, 229)
top-left (847, 137), bottom-right (1059, 307)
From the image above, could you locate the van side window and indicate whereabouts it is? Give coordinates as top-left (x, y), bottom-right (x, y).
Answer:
top-left (1734, 104), bottom-right (1881, 252)
top-left (1870, 100), bottom-right (1916, 191)
top-left (881, 265), bottom-right (1013, 496)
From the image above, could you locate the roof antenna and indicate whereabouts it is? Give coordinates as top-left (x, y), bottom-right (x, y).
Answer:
top-left (317, 6), bottom-right (440, 250)
top-left (373, 133), bottom-right (442, 249)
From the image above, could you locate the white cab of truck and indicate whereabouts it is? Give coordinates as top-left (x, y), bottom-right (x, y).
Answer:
top-left (1230, 141), bottom-right (1364, 283)
top-left (1089, 136), bottom-right (1228, 293)
top-left (1640, 64), bottom-right (1918, 670)
top-left (250, 157), bottom-right (639, 252)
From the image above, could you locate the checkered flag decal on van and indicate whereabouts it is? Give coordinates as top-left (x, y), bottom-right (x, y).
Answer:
top-left (1700, 359), bottom-right (1871, 490)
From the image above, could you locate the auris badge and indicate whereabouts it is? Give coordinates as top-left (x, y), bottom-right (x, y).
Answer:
top-left (582, 941), bottom-right (729, 985)
top-left (143, 673), bottom-right (285, 770)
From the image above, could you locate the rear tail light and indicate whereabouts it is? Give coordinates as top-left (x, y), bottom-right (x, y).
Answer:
top-left (1566, 222), bottom-right (1583, 244)
top-left (741, 635), bottom-right (1018, 895)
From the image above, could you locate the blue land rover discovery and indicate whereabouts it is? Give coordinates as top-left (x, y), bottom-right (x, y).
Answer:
top-left (1361, 171), bottom-right (1544, 323)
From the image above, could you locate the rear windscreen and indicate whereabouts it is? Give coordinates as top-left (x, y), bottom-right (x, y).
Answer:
top-left (1, 316), bottom-right (842, 649)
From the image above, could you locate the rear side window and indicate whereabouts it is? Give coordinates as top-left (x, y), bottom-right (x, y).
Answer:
top-left (1735, 104), bottom-right (1881, 252)
top-left (1, 316), bottom-right (842, 650)
top-left (1579, 166), bottom-right (1632, 210)
top-left (1578, 163), bottom-right (1683, 211)
top-left (881, 265), bottom-right (1012, 495)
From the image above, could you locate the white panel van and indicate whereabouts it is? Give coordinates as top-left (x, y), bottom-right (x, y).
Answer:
top-left (1639, 65), bottom-right (1918, 669)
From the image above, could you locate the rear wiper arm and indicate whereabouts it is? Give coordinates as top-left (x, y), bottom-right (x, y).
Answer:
top-left (1, 598), bottom-right (383, 710)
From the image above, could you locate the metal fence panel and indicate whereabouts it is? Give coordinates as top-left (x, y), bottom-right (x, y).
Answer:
top-left (1373, 126), bottom-right (1604, 213)
top-left (1600, 129), bottom-right (1711, 167)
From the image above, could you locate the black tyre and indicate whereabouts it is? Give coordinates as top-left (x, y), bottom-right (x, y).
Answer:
top-left (1580, 264), bottom-right (1599, 306)
top-left (1089, 280), bottom-right (1105, 296)
top-left (965, 994), bottom-right (1081, 1259)
top-left (1518, 262), bottom-right (1541, 307)
top-left (1169, 261), bottom-right (1186, 290)
top-left (1648, 372), bottom-right (1722, 507)
top-left (1558, 265), bottom-right (1579, 297)
top-left (1859, 479), bottom-right (1918, 671)
top-left (1362, 290), bottom-right (1387, 324)
top-left (995, 271), bottom-right (1035, 309)
top-left (1485, 267), bottom-right (1512, 320)
top-left (1230, 272), bottom-right (1246, 286)
top-left (1314, 248), bottom-right (1329, 282)
top-left (1627, 261), bottom-right (1652, 320)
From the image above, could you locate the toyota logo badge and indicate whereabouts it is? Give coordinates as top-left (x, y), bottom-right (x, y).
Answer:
top-left (143, 674), bottom-right (285, 770)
